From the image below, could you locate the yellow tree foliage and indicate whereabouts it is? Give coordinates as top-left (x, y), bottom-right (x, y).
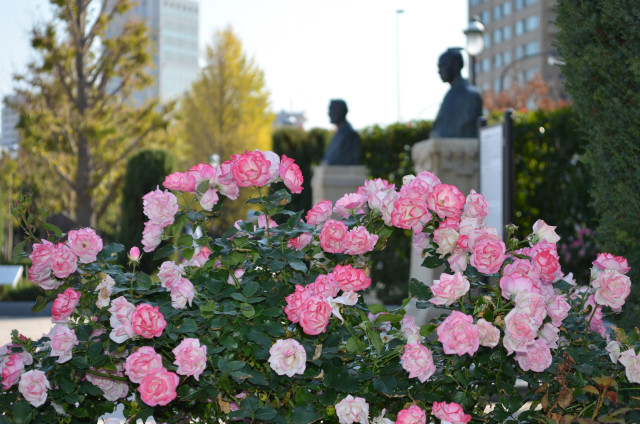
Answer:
top-left (179, 26), bottom-right (273, 168)
top-left (12, 0), bottom-right (172, 229)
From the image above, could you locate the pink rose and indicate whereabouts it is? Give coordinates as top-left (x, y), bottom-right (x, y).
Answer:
top-left (331, 264), bottom-right (371, 292)
top-left (401, 343), bottom-right (436, 383)
top-left (163, 171), bottom-right (196, 192)
top-left (530, 242), bottom-right (560, 283)
top-left (592, 270), bottom-right (631, 311)
top-left (477, 318), bottom-right (500, 348)
top-left (532, 219), bottom-right (560, 244)
top-left (396, 404), bottom-right (426, 424)
top-left (200, 187), bottom-right (219, 211)
top-left (335, 395), bottom-right (369, 424)
top-left (1, 353), bottom-right (25, 389)
top-left (306, 199), bottom-right (333, 225)
top-left (50, 243), bottom-right (78, 279)
top-left (412, 232), bottom-right (431, 251)
top-left (138, 369), bottom-right (179, 406)
top-left (268, 338), bottom-right (306, 377)
top-left (86, 366), bottom-right (129, 401)
top-left (188, 163), bottom-right (216, 187)
top-left (18, 370), bottom-right (50, 407)
top-left (131, 304), bottom-right (166, 338)
top-left (344, 226), bottom-right (379, 255)
top-left (142, 187), bottom-right (178, 227)
top-left (319, 219), bottom-right (348, 254)
top-left (215, 160), bottom-right (240, 199)
top-left (585, 296), bottom-right (607, 338)
top-left (173, 338), bottom-right (207, 381)
top-left (432, 401), bottom-right (471, 424)
top-left (29, 240), bottom-right (55, 271)
top-left (592, 252), bottom-right (630, 274)
top-left (48, 325), bottom-right (78, 364)
top-left (279, 154), bottom-right (303, 194)
top-left (391, 196), bottom-right (432, 233)
top-left (619, 348), bottom-right (640, 383)
top-left (109, 296), bottom-right (136, 343)
top-left (141, 222), bottom-right (163, 253)
top-left (437, 311), bottom-right (480, 356)
top-left (227, 268), bottom-right (245, 285)
top-left (470, 237), bottom-right (506, 275)
top-left (187, 246), bottom-right (212, 268)
top-left (514, 292), bottom-right (548, 326)
top-left (128, 246), bottom-right (141, 262)
top-left (158, 261), bottom-right (185, 289)
top-left (402, 315), bottom-right (423, 344)
top-left (288, 232), bottom-right (313, 250)
top-left (546, 294), bottom-right (571, 326)
top-left (538, 322), bottom-right (560, 349)
top-left (434, 227), bottom-right (459, 256)
top-left (429, 272), bottom-right (470, 306)
top-left (298, 295), bottom-right (332, 335)
top-left (231, 150), bottom-right (271, 187)
top-left (51, 288), bottom-right (81, 323)
top-left (499, 274), bottom-right (539, 300)
top-left (359, 178), bottom-right (396, 212)
top-left (67, 227), bottom-right (103, 263)
top-left (284, 285), bottom-right (310, 324)
top-left (462, 189), bottom-right (489, 220)
top-left (125, 346), bottom-right (164, 383)
top-left (447, 250), bottom-right (469, 273)
top-left (333, 193), bottom-right (367, 219)
top-left (263, 151), bottom-right (281, 183)
top-left (427, 183), bottom-right (466, 220)
top-left (503, 309), bottom-right (539, 354)
top-left (516, 338), bottom-right (553, 372)
top-left (307, 274), bottom-right (340, 298)
top-left (170, 278), bottom-right (195, 309)
top-left (503, 258), bottom-right (541, 284)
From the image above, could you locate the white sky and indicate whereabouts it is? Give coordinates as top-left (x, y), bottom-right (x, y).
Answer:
top-left (0, 0), bottom-right (469, 131)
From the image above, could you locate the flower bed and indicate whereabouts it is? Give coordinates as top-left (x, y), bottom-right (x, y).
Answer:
top-left (1, 150), bottom-right (639, 424)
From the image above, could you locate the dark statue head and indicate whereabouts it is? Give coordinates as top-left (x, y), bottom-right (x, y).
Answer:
top-left (328, 99), bottom-right (348, 125)
top-left (438, 48), bottom-right (464, 84)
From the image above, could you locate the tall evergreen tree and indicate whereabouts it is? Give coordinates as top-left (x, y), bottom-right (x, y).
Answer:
top-left (555, 0), bottom-right (640, 323)
top-left (12, 0), bottom-right (170, 228)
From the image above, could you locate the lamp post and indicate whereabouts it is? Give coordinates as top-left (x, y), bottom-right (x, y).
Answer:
top-left (463, 16), bottom-right (485, 87)
top-left (395, 9), bottom-right (404, 122)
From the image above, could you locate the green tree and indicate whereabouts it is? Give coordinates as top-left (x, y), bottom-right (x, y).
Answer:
top-left (555, 0), bottom-right (640, 324)
top-left (12, 0), bottom-right (169, 229)
top-left (178, 26), bottom-right (273, 231)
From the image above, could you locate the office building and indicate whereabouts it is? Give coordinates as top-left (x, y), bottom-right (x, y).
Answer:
top-left (0, 95), bottom-right (21, 156)
top-left (273, 111), bottom-right (307, 129)
top-left (109, 0), bottom-right (199, 105)
top-left (469, 0), bottom-right (566, 103)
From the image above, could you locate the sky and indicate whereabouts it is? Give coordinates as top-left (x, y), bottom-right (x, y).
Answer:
top-left (0, 0), bottom-right (469, 131)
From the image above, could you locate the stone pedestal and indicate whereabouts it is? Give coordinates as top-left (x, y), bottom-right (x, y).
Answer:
top-left (407, 137), bottom-right (479, 323)
top-left (311, 165), bottom-right (368, 205)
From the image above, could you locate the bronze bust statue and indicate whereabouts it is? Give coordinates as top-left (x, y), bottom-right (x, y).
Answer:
top-left (430, 48), bottom-right (483, 138)
top-left (322, 99), bottom-right (361, 165)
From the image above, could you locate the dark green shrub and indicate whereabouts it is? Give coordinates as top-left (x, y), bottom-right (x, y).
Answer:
top-left (360, 121), bottom-right (432, 304)
top-left (555, 0), bottom-right (640, 325)
top-left (271, 127), bottom-right (329, 215)
top-left (119, 149), bottom-right (177, 273)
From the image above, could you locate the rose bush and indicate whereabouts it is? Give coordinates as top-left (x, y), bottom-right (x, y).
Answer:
top-left (1, 149), bottom-right (639, 423)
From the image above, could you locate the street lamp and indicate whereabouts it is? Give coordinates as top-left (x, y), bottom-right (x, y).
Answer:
top-left (396, 9), bottom-right (404, 122)
top-left (463, 16), bottom-right (485, 86)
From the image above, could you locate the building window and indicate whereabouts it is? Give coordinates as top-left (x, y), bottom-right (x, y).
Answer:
top-left (525, 40), bottom-right (539, 56)
top-left (515, 45), bottom-right (524, 60)
top-left (482, 58), bottom-right (491, 72)
top-left (493, 29), bottom-right (502, 44)
top-left (493, 78), bottom-right (501, 92)
top-left (524, 67), bottom-right (539, 81)
top-left (503, 25), bottom-right (511, 41)
top-left (514, 0), bottom-right (524, 10)
top-left (525, 0), bottom-right (538, 6)
top-left (515, 20), bottom-right (524, 36)
top-left (525, 15), bottom-right (539, 32)
top-left (481, 10), bottom-right (491, 25)
top-left (503, 50), bottom-right (512, 66)
top-left (493, 4), bottom-right (502, 20)
top-left (502, 1), bottom-right (512, 16)
top-left (493, 53), bottom-right (503, 68)
top-left (483, 33), bottom-right (491, 49)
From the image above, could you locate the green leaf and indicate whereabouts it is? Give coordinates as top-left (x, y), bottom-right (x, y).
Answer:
top-left (175, 318), bottom-right (198, 334)
top-left (289, 405), bottom-right (322, 424)
top-left (255, 406), bottom-right (278, 421)
top-left (43, 222), bottom-right (63, 237)
top-left (199, 300), bottom-right (216, 319)
top-left (31, 295), bottom-right (51, 313)
top-left (288, 259), bottom-right (308, 272)
top-left (422, 254), bottom-right (444, 269)
top-left (366, 328), bottom-right (384, 352)
top-left (98, 243), bottom-right (124, 261)
top-left (373, 375), bottom-right (397, 394)
top-left (367, 303), bottom-right (387, 314)
top-left (153, 244), bottom-right (177, 260)
top-left (240, 303), bottom-right (256, 318)
top-left (409, 279), bottom-right (432, 300)
top-left (12, 400), bottom-right (32, 424)
top-left (242, 280), bottom-right (260, 298)
top-left (231, 293), bottom-right (246, 302)
top-left (56, 375), bottom-right (76, 394)
top-left (419, 324), bottom-right (437, 337)
top-left (12, 240), bottom-right (27, 262)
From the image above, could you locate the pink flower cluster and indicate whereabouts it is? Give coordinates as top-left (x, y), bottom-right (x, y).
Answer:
top-left (141, 187), bottom-right (178, 252)
top-left (319, 219), bottom-right (378, 255)
top-left (86, 365), bottom-right (129, 402)
top-left (28, 227), bottom-right (103, 290)
top-left (158, 261), bottom-right (195, 309)
top-left (108, 298), bottom-right (166, 343)
top-left (0, 343), bottom-right (33, 391)
top-left (284, 267), bottom-right (368, 335)
top-left (432, 401), bottom-right (472, 424)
